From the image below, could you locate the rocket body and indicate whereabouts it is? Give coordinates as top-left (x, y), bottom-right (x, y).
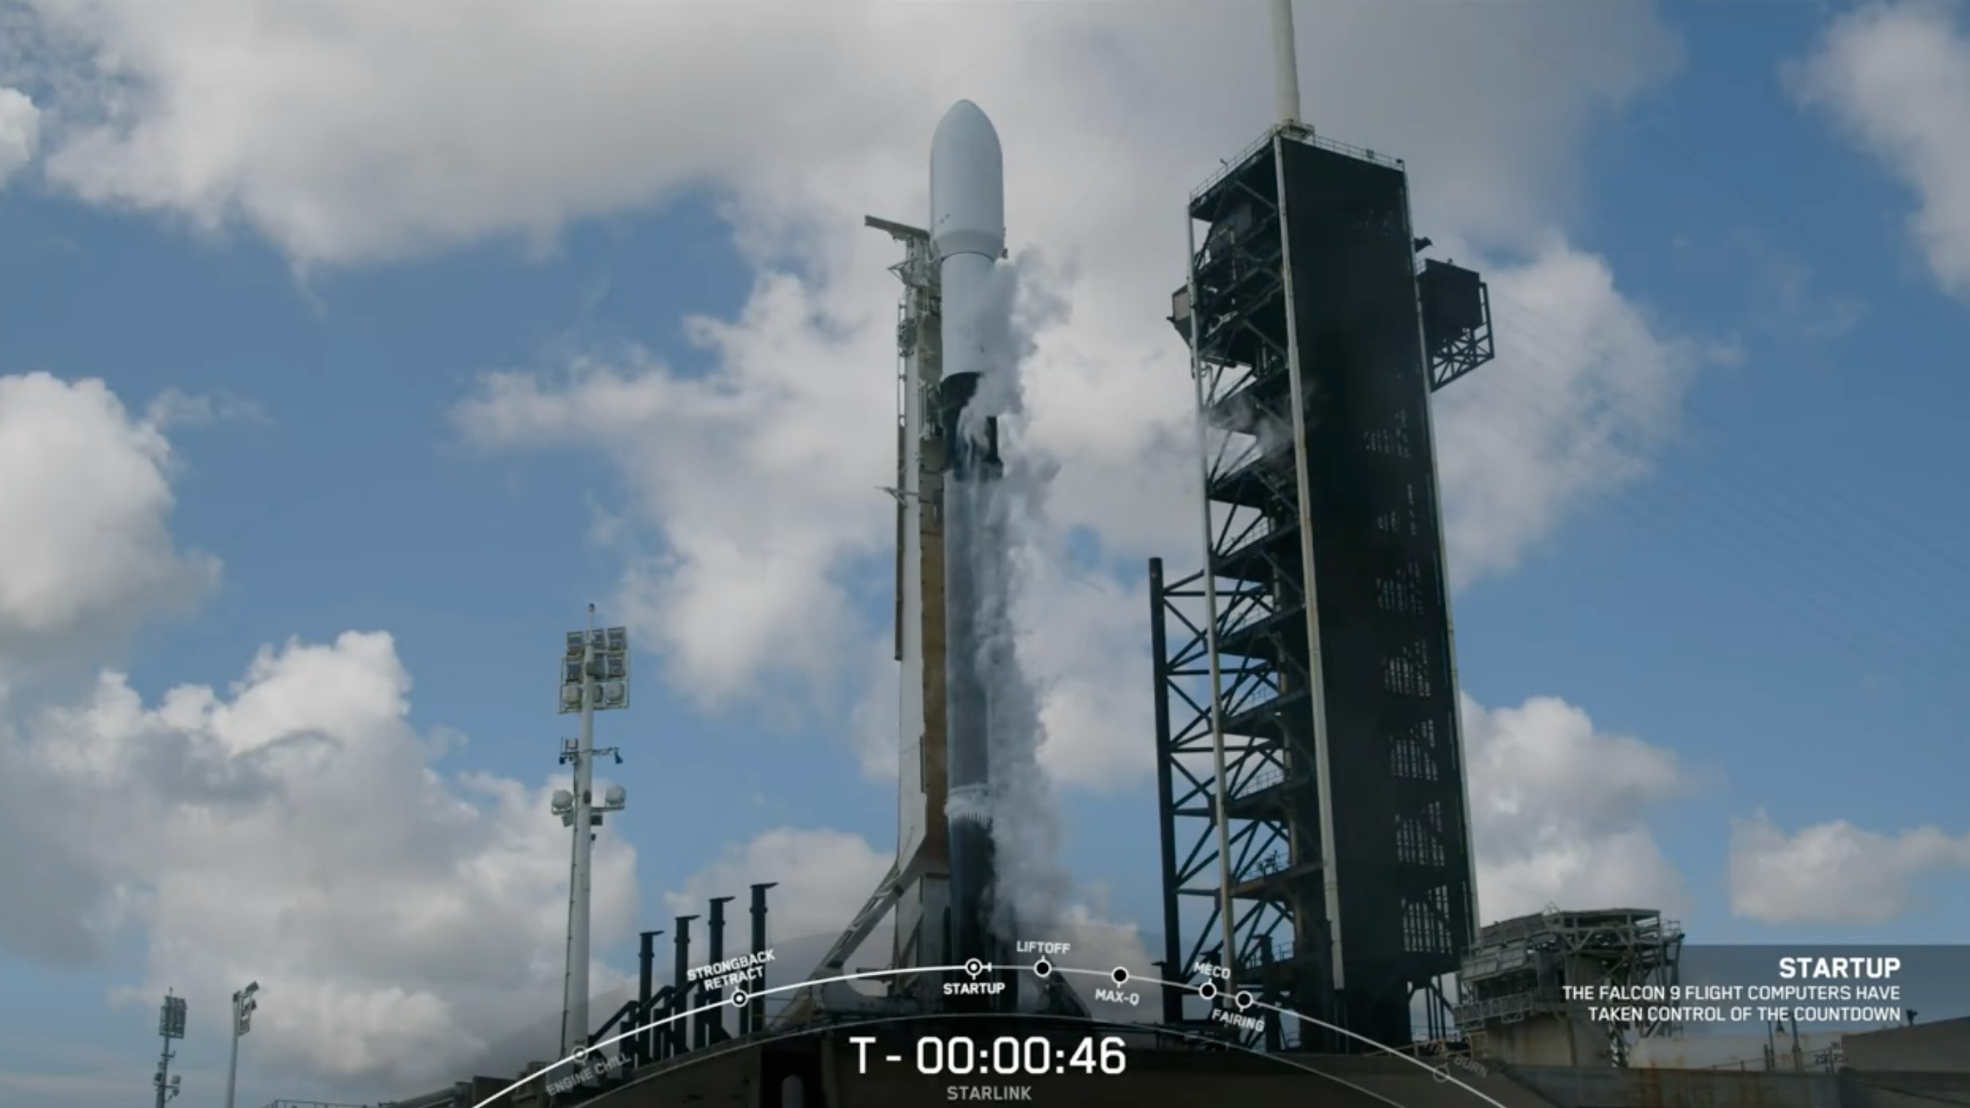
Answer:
top-left (930, 100), bottom-right (1004, 972)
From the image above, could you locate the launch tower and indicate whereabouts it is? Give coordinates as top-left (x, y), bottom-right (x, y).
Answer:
top-left (1152, 111), bottom-right (1497, 1049)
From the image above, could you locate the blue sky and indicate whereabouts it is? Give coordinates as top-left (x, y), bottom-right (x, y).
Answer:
top-left (0, 2), bottom-right (1966, 1105)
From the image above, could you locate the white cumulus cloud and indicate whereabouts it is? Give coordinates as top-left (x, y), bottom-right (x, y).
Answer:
top-left (1436, 241), bottom-right (1710, 585)
top-left (455, 282), bottom-right (893, 706)
top-left (0, 374), bottom-right (637, 1092)
top-left (1728, 812), bottom-right (1970, 925)
top-left (0, 631), bottom-right (638, 1092)
top-left (1462, 692), bottom-right (1692, 920)
top-left (0, 373), bottom-right (219, 675)
top-left (7, 5), bottom-right (1702, 767)
top-left (14, 3), bottom-right (1678, 268)
top-left (0, 86), bottom-right (37, 185)
top-left (1793, 1), bottom-right (1970, 300)
top-left (665, 826), bottom-right (892, 949)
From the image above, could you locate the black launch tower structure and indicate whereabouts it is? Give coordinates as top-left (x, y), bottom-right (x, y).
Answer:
top-left (1152, 124), bottom-right (1495, 1052)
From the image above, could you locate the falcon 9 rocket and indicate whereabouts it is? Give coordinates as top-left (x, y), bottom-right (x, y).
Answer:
top-left (930, 99), bottom-right (1005, 971)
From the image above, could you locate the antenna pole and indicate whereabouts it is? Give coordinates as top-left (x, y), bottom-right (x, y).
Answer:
top-left (562, 604), bottom-right (599, 1062)
top-left (1272, 0), bottom-right (1302, 125)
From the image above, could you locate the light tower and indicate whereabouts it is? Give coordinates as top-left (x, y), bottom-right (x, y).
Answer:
top-left (223, 981), bottom-right (258, 1108)
top-left (153, 990), bottom-right (185, 1108)
top-left (554, 604), bottom-right (631, 1061)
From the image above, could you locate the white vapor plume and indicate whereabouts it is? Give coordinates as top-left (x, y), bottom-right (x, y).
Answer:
top-left (953, 255), bottom-right (1072, 941)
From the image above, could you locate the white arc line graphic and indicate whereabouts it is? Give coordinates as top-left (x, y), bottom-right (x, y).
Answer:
top-left (473, 962), bottom-right (1512, 1108)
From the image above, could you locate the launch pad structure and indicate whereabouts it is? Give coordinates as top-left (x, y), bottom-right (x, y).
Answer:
top-left (541, 29), bottom-right (1504, 1105)
top-left (383, 12), bottom-right (1508, 1103)
top-left (1152, 115), bottom-right (1498, 1051)
top-left (809, 105), bottom-right (1502, 1051)
top-left (789, 22), bottom-right (1504, 1048)
top-left (1455, 908), bottom-right (1686, 1067)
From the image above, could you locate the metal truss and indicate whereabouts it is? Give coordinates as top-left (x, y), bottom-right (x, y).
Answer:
top-left (1150, 558), bottom-right (1317, 1050)
top-left (1155, 145), bottom-right (1334, 1048)
top-left (1420, 259), bottom-right (1496, 392)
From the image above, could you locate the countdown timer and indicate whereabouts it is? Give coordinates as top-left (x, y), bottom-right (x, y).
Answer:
top-left (850, 1035), bottom-right (1128, 1076)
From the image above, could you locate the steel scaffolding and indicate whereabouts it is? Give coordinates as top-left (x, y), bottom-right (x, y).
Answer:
top-left (1153, 122), bottom-right (1495, 1051)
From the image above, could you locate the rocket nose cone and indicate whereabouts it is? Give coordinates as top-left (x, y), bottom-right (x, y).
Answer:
top-left (933, 99), bottom-right (1001, 161)
top-left (930, 99), bottom-right (1005, 258)
top-left (940, 99), bottom-right (994, 132)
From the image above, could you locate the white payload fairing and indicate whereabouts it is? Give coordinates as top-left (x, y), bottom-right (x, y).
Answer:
top-left (930, 101), bottom-right (1006, 385)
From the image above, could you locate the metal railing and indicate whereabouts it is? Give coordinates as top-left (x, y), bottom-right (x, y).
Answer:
top-left (1189, 122), bottom-right (1408, 204)
top-left (1455, 991), bottom-right (1569, 1026)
